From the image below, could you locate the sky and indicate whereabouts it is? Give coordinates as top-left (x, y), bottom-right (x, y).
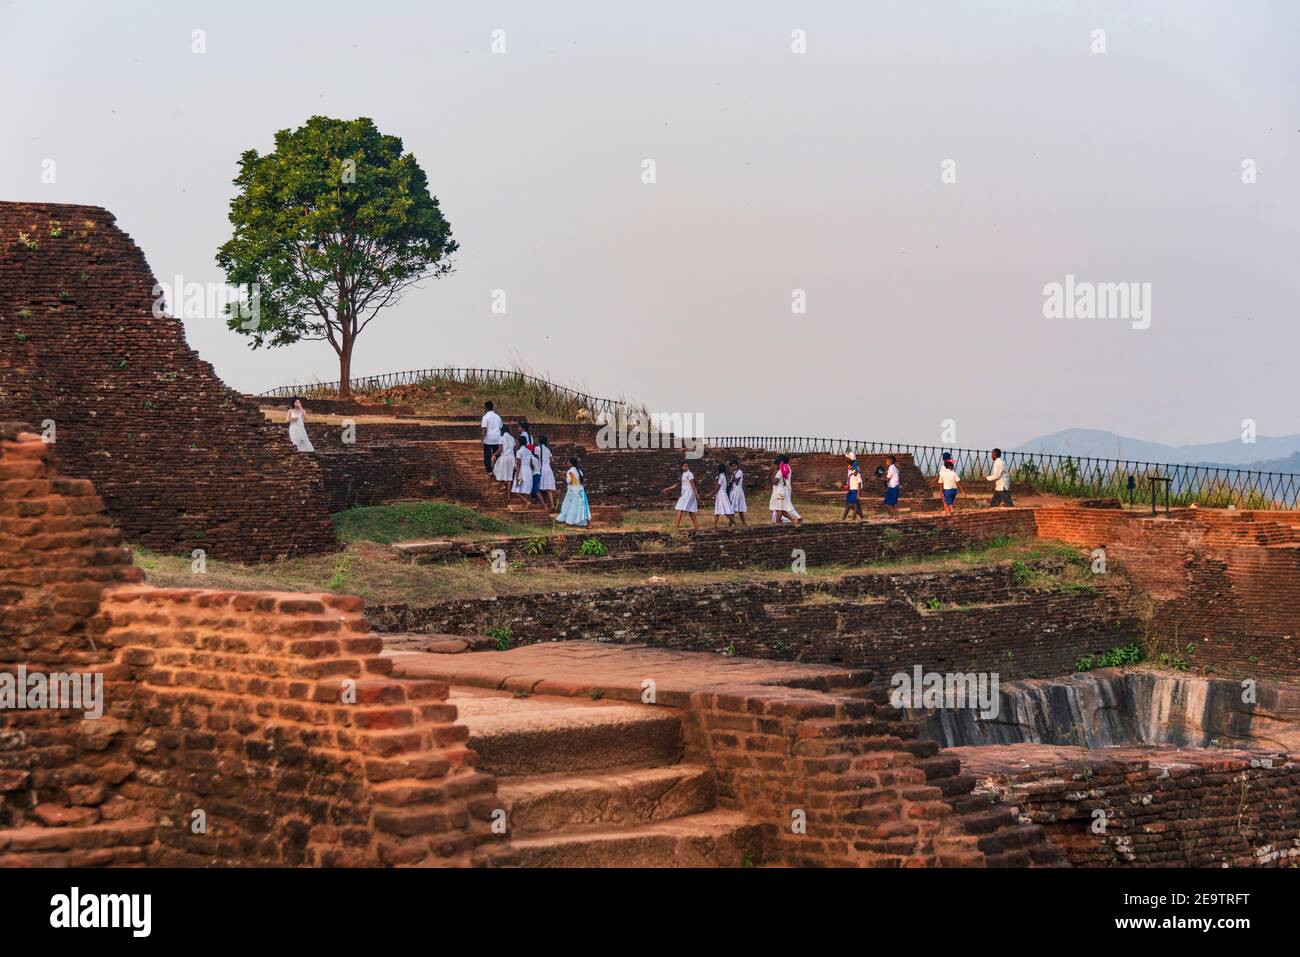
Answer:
top-left (3, 0), bottom-right (1298, 450)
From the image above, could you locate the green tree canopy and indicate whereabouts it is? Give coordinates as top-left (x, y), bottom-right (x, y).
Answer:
top-left (217, 116), bottom-right (457, 397)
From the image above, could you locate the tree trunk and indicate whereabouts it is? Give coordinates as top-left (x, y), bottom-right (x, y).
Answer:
top-left (338, 338), bottom-right (353, 399)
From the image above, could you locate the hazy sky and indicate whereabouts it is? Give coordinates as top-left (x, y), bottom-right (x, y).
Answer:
top-left (4, 0), bottom-right (1298, 449)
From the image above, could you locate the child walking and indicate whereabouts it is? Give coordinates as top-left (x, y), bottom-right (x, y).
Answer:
top-left (882, 454), bottom-right (901, 519)
top-left (492, 425), bottom-right (517, 504)
top-left (513, 438), bottom-right (540, 510)
top-left (841, 460), bottom-right (865, 521)
top-left (556, 457), bottom-right (591, 527)
top-left (769, 457), bottom-right (802, 526)
top-left (537, 436), bottom-right (557, 511)
top-left (664, 461), bottom-right (700, 530)
top-left (727, 459), bottom-right (747, 525)
top-left (710, 463), bottom-right (736, 529)
top-left (938, 456), bottom-right (961, 514)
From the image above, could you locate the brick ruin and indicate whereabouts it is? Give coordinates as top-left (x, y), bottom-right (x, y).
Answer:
top-left (6, 418), bottom-right (1300, 867)
top-left (0, 202), bottom-right (336, 562)
top-left (1034, 507), bottom-right (1300, 680)
top-left (0, 423), bottom-right (500, 866)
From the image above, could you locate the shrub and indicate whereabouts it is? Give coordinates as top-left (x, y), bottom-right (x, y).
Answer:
top-left (488, 626), bottom-right (513, 651)
top-left (578, 537), bottom-right (608, 557)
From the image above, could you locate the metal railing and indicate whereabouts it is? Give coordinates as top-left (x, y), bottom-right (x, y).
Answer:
top-left (260, 367), bottom-right (627, 418)
top-left (704, 437), bottom-right (1300, 510)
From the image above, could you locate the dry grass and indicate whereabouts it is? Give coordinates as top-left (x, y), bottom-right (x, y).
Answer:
top-left (129, 534), bottom-right (1075, 609)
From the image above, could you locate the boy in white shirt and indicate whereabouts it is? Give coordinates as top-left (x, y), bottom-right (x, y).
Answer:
top-left (841, 461), bottom-right (865, 521)
top-left (883, 455), bottom-right (901, 518)
top-left (938, 458), bottom-right (961, 514)
top-left (480, 401), bottom-right (503, 474)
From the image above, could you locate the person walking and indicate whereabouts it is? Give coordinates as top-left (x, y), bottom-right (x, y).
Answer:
top-left (537, 436), bottom-right (557, 512)
top-left (987, 448), bottom-right (1013, 507)
top-left (480, 401), bottom-right (502, 474)
top-left (492, 425), bottom-right (517, 504)
top-left (556, 457), bottom-right (591, 527)
top-left (769, 457), bottom-right (802, 526)
top-left (665, 461), bottom-right (700, 530)
top-left (710, 463), bottom-right (736, 529)
top-left (841, 460), bottom-right (865, 521)
top-left (882, 455), bottom-right (901, 518)
top-left (727, 459), bottom-right (747, 526)
top-left (286, 398), bottom-right (314, 452)
top-left (938, 456), bottom-right (962, 514)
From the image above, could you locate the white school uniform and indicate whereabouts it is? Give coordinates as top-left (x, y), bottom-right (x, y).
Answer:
top-left (513, 443), bottom-right (538, 493)
top-left (493, 433), bottom-right (517, 482)
top-left (675, 471), bottom-right (698, 512)
top-left (287, 409), bottom-right (314, 452)
top-left (714, 474), bottom-right (735, 516)
top-left (729, 468), bottom-right (747, 513)
top-left (538, 445), bottom-right (557, 492)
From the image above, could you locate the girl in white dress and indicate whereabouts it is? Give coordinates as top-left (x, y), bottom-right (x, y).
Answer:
top-left (492, 427), bottom-right (517, 504)
top-left (710, 463), bottom-right (736, 529)
top-left (782, 456), bottom-right (802, 524)
top-left (769, 457), bottom-right (802, 526)
top-left (286, 398), bottom-right (314, 452)
top-left (512, 440), bottom-right (539, 510)
top-left (728, 459), bottom-right (747, 525)
top-left (556, 457), bottom-right (591, 527)
top-left (663, 461), bottom-right (700, 530)
top-left (537, 436), bottom-right (558, 511)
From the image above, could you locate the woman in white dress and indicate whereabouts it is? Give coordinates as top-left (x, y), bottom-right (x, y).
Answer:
top-left (663, 461), bottom-right (700, 530)
top-left (286, 398), bottom-right (314, 452)
top-left (710, 463), bottom-right (736, 529)
top-left (728, 459), bottom-right (747, 525)
top-left (537, 436), bottom-right (558, 512)
top-left (512, 439), bottom-right (539, 510)
top-left (492, 426), bottom-right (517, 504)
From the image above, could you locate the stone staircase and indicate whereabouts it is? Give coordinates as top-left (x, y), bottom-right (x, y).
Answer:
top-left (452, 687), bottom-right (761, 867)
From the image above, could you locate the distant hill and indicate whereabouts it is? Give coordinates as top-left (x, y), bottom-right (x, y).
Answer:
top-left (1014, 428), bottom-right (1300, 468)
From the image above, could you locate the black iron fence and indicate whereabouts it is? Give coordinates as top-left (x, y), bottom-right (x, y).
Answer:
top-left (705, 437), bottom-right (1300, 510)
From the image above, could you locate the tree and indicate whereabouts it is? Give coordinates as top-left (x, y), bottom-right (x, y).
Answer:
top-left (217, 116), bottom-right (457, 398)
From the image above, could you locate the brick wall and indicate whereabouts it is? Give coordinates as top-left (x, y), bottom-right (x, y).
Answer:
top-left (1032, 506), bottom-right (1300, 680)
top-left (440, 506), bottom-right (1037, 573)
top-left (0, 202), bottom-right (336, 562)
top-left (959, 744), bottom-right (1300, 867)
top-left (0, 425), bottom-right (504, 866)
top-left (371, 562), bottom-right (1138, 680)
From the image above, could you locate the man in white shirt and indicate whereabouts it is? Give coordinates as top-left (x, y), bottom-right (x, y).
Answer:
top-left (986, 448), bottom-right (1013, 507)
top-left (883, 455), bottom-right (901, 518)
top-left (481, 401), bottom-right (503, 474)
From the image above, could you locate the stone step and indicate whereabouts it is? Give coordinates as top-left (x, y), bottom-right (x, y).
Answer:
top-left (452, 691), bottom-right (683, 776)
top-left (498, 763), bottom-right (716, 836)
top-left (507, 809), bottom-right (760, 867)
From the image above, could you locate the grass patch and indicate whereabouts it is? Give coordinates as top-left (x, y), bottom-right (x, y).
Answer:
top-left (1075, 641), bottom-right (1145, 672)
top-left (332, 501), bottom-right (533, 544)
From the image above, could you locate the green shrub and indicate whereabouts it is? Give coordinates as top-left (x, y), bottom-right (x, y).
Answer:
top-left (578, 537), bottom-right (608, 557)
top-left (488, 626), bottom-right (513, 651)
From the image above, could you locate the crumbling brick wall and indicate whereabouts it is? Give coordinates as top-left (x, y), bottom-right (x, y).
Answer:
top-left (0, 202), bottom-right (336, 562)
top-left (372, 562), bottom-right (1138, 680)
top-left (958, 744), bottom-right (1300, 867)
top-left (0, 425), bottom-right (503, 866)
